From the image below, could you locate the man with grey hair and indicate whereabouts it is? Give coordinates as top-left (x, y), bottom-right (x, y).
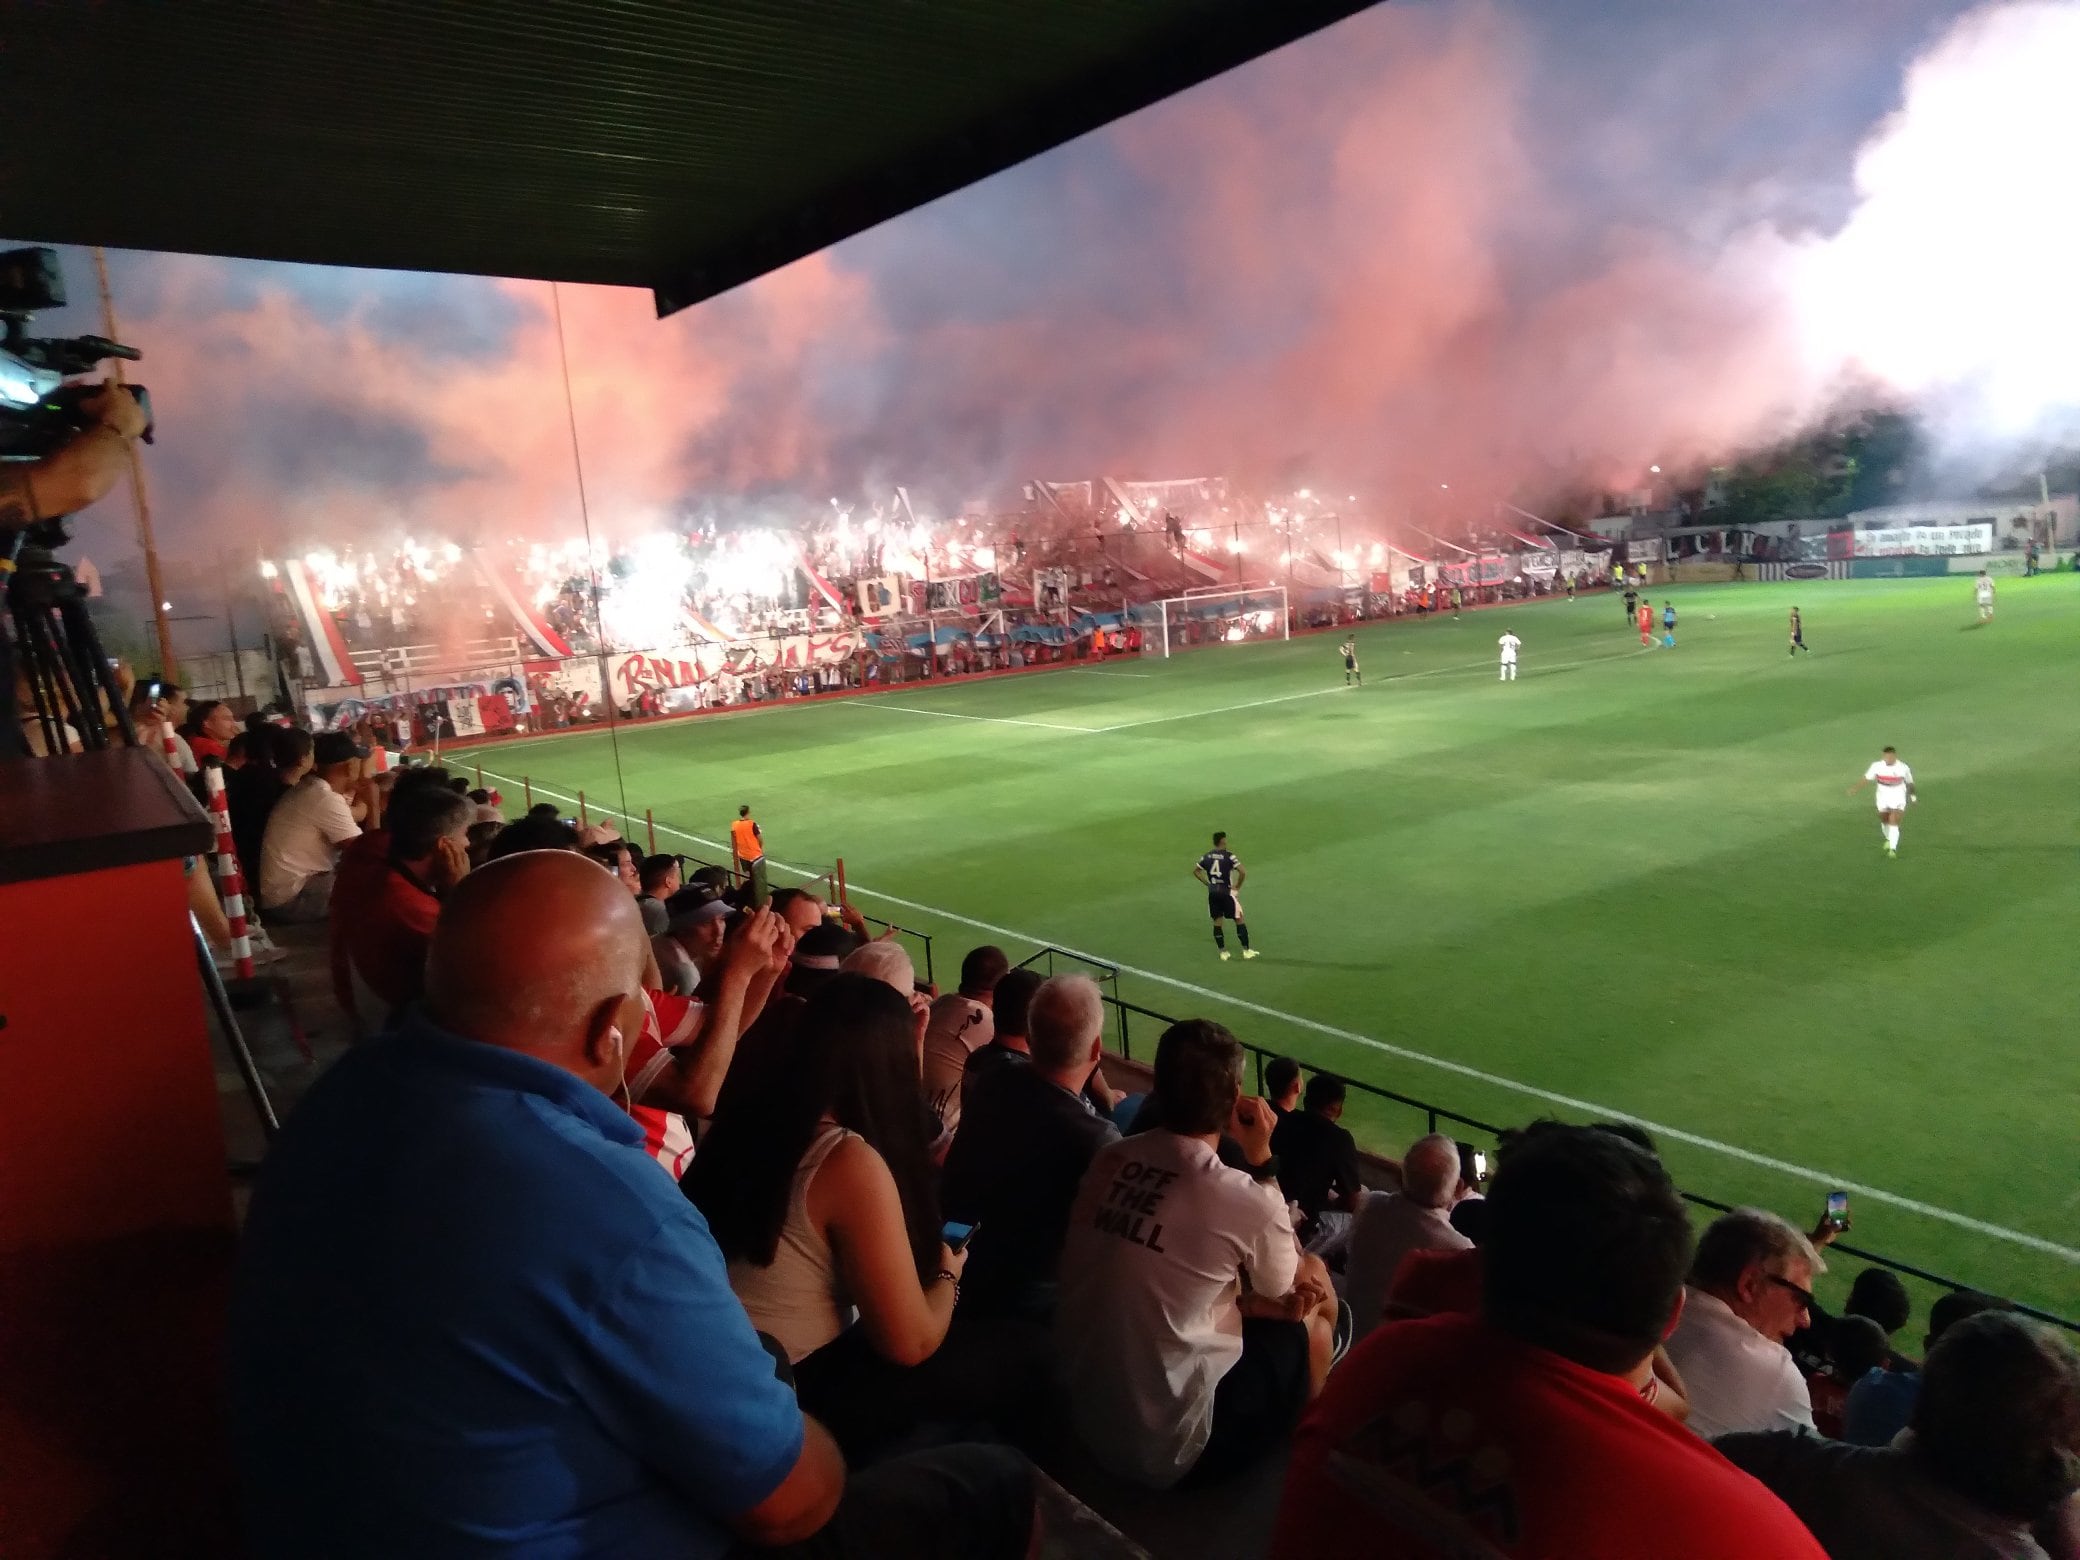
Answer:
top-left (942, 974), bottom-right (1121, 1319)
top-left (1718, 1310), bottom-right (2080, 1560)
top-left (1342, 1132), bottom-right (1471, 1340)
top-left (1666, 1207), bottom-right (1824, 1438)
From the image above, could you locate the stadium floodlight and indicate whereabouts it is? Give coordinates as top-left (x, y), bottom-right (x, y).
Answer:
top-left (1131, 585), bottom-right (1290, 659)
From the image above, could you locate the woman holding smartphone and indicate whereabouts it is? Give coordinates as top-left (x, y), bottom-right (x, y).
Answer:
top-left (687, 973), bottom-right (1030, 1454)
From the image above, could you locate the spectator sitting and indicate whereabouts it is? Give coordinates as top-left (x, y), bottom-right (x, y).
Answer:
top-left (585, 839), bottom-right (641, 897)
top-left (1385, 1195), bottom-right (1489, 1322)
top-left (330, 778), bottom-right (473, 1031)
top-left (1271, 1124), bottom-right (1827, 1559)
top-left (635, 852), bottom-right (681, 936)
top-left (230, 850), bottom-right (1032, 1558)
top-left (1720, 1311), bottom-right (2080, 1560)
top-left (258, 730), bottom-right (373, 923)
top-left (941, 974), bottom-right (1120, 1319)
top-left (1344, 1131), bottom-right (1472, 1340)
top-left (523, 801), bottom-right (560, 822)
top-left (466, 786), bottom-right (503, 823)
top-left (464, 819), bottom-right (503, 867)
top-left (228, 724), bottom-right (304, 878)
top-left (1812, 1316), bottom-right (1893, 1440)
top-left (921, 945), bottom-right (1008, 1136)
top-left (1665, 1207), bottom-right (1824, 1438)
top-left (181, 698), bottom-right (238, 764)
top-left (131, 680), bottom-right (196, 777)
top-left (958, 968), bottom-right (1043, 1112)
top-left (787, 922), bottom-right (863, 1002)
top-left (1270, 1073), bottom-right (1366, 1260)
top-left (486, 812), bottom-right (579, 858)
top-left (1845, 1289), bottom-right (2006, 1449)
top-left (1792, 1263), bottom-right (1915, 1382)
top-left (685, 973), bottom-right (1019, 1458)
top-left (1264, 1055), bottom-right (1301, 1119)
top-left (1055, 1019), bottom-right (1341, 1489)
top-left (653, 889), bottom-right (732, 997)
top-left (767, 885), bottom-right (830, 939)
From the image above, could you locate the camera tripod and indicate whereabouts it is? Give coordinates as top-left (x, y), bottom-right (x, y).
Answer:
top-left (3, 523), bottom-right (137, 756)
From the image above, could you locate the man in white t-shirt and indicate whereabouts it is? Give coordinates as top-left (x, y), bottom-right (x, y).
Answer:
top-left (1664, 1207), bottom-right (1824, 1440)
top-left (259, 731), bottom-right (368, 920)
top-left (1848, 745), bottom-right (1916, 858)
top-left (1498, 630), bottom-right (1522, 681)
top-left (1055, 1018), bottom-right (1340, 1489)
top-left (1974, 569), bottom-right (1995, 622)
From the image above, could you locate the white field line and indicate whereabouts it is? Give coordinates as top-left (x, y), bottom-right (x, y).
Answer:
top-left (476, 767), bottom-right (2077, 1267)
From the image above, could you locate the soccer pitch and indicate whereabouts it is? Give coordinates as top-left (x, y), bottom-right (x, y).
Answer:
top-left (452, 576), bottom-right (2079, 1318)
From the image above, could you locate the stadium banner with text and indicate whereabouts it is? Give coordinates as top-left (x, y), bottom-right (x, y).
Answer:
top-left (1946, 552), bottom-right (2031, 576)
top-left (1520, 551), bottom-right (1559, 580)
top-left (1850, 555), bottom-right (1952, 579)
top-left (1852, 523), bottom-right (1993, 557)
top-left (1436, 556), bottom-right (1515, 586)
top-left (535, 633), bottom-right (864, 706)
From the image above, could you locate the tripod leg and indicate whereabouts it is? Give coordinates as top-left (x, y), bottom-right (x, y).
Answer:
top-left (193, 916), bottom-right (281, 1141)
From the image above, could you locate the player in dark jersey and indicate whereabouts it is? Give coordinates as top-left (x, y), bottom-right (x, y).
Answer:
top-left (1194, 830), bottom-right (1256, 961)
top-left (1789, 605), bottom-right (1809, 655)
top-left (1339, 636), bottom-right (1361, 686)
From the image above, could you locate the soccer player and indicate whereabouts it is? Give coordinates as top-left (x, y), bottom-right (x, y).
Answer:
top-left (1194, 830), bottom-right (1256, 960)
top-left (1974, 569), bottom-right (1995, 623)
top-left (1637, 599), bottom-right (1655, 647)
top-left (1339, 635), bottom-right (1361, 686)
top-left (1789, 605), bottom-right (1809, 655)
top-left (1661, 600), bottom-right (1677, 648)
top-left (1622, 583), bottom-right (1639, 624)
top-left (1497, 629), bottom-right (1521, 681)
top-left (1848, 746), bottom-right (1916, 857)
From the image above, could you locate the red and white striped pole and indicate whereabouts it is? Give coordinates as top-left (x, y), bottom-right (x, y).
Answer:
top-left (203, 765), bottom-right (255, 980)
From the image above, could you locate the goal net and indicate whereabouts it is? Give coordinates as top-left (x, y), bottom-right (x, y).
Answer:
top-left (1131, 585), bottom-right (1290, 659)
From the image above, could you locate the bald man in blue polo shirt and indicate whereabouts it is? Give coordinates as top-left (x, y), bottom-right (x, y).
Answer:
top-left (229, 851), bottom-right (1030, 1558)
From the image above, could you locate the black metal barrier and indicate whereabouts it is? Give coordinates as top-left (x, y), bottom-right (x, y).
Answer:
top-left (1016, 946), bottom-right (2077, 1335)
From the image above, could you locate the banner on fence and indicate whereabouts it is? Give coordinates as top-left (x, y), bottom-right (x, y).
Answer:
top-left (1853, 523), bottom-right (1992, 557)
top-left (1437, 556), bottom-right (1516, 586)
top-left (1521, 551), bottom-right (1559, 580)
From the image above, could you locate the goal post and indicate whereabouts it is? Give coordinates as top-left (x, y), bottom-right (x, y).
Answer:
top-left (1132, 585), bottom-right (1290, 658)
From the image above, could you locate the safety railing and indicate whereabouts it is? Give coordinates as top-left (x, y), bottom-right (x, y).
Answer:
top-left (1016, 946), bottom-right (2077, 1335)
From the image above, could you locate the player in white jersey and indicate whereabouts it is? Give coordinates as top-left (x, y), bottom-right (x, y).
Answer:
top-left (1847, 745), bottom-right (1916, 857)
top-left (1974, 570), bottom-right (1995, 622)
top-left (1497, 630), bottom-right (1522, 681)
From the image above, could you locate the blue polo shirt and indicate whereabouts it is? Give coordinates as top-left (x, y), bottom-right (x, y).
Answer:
top-left (229, 1012), bottom-right (804, 1558)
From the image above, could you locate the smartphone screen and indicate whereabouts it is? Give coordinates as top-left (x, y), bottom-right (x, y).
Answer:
top-left (1472, 1150), bottom-right (1490, 1182)
top-left (1826, 1190), bottom-right (1850, 1226)
top-left (941, 1220), bottom-right (976, 1252)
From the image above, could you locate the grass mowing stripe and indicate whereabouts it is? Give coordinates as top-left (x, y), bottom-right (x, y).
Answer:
top-left (479, 765), bottom-right (2079, 1268)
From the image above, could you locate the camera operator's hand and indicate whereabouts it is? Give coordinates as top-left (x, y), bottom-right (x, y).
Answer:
top-left (78, 381), bottom-right (148, 441)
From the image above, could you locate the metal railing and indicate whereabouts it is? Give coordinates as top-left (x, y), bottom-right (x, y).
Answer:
top-left (1016, 946), bottom-right (2077, 1335)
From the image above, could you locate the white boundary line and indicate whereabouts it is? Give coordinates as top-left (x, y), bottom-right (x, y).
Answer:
top-left (477, 767), bottom-right (2076, 1267)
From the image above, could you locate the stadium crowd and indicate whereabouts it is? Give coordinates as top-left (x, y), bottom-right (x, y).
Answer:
top-left (100, 703), bottom-right (2080, 1556)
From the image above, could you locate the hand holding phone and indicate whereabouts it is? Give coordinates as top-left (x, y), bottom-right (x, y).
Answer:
top-left (941, 1219), bottom-right (977, 1253)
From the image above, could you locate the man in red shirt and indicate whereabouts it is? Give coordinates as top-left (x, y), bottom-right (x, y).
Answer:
top-left (332, 781), bottom-right (475, 1032)
top-left (1271, 1125), bottom-right (1826, 1560)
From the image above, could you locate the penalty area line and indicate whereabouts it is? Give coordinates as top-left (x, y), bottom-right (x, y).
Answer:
top-left (476, 767), bottom-right (2075, 1267)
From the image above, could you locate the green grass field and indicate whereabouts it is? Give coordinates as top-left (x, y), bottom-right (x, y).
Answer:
top-left (452, 575), bottom-right (2080, 1320)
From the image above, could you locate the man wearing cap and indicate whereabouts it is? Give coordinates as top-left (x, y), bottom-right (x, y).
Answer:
top-left (651, 885), bottom-right (732, 998)
top-left (258, 729), bottom-right (380, 923)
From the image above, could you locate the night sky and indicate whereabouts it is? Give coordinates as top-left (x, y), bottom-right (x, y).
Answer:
top-left (4, 0), bottom-right (2044, 580)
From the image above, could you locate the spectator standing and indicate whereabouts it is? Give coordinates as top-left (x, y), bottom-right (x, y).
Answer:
top-left (1665, 1207), bottom-right (1824, 1439)
top-left (1720, 1311), bottom-right (2080, 1560)
top-left (1271, 1125), bottom-right (1827, 1560)
top-left (182, 698), bottom-right (238, 764)
top-left (1845, 1289), bottom-right (2006, 1449)
top-left (921, 945), bottom-right (1008, 1136)
top-left (1343, 1132), bottom-right (1472, 1339)
top-left (958, 968), bottom-right (1045, 1112)
top-left (731, 803), bottom-right (769, 907)
top-left (1270, 1073), bottom-right (1366, 1258)
top-left (635, 852), bottom-right (680, 936)
top-left (941, 975), bottom-right (1120, 1318)
top-left (229, 850), bottom-right (1035, 1558)
top-left (1055, 1019), bottom-right (1339, 1489)
top-left (259, 730), bottom-right (374, 922)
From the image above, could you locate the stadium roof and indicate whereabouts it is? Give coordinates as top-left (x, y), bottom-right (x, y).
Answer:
top-left (5, 1), bottom-right (1379, 317)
